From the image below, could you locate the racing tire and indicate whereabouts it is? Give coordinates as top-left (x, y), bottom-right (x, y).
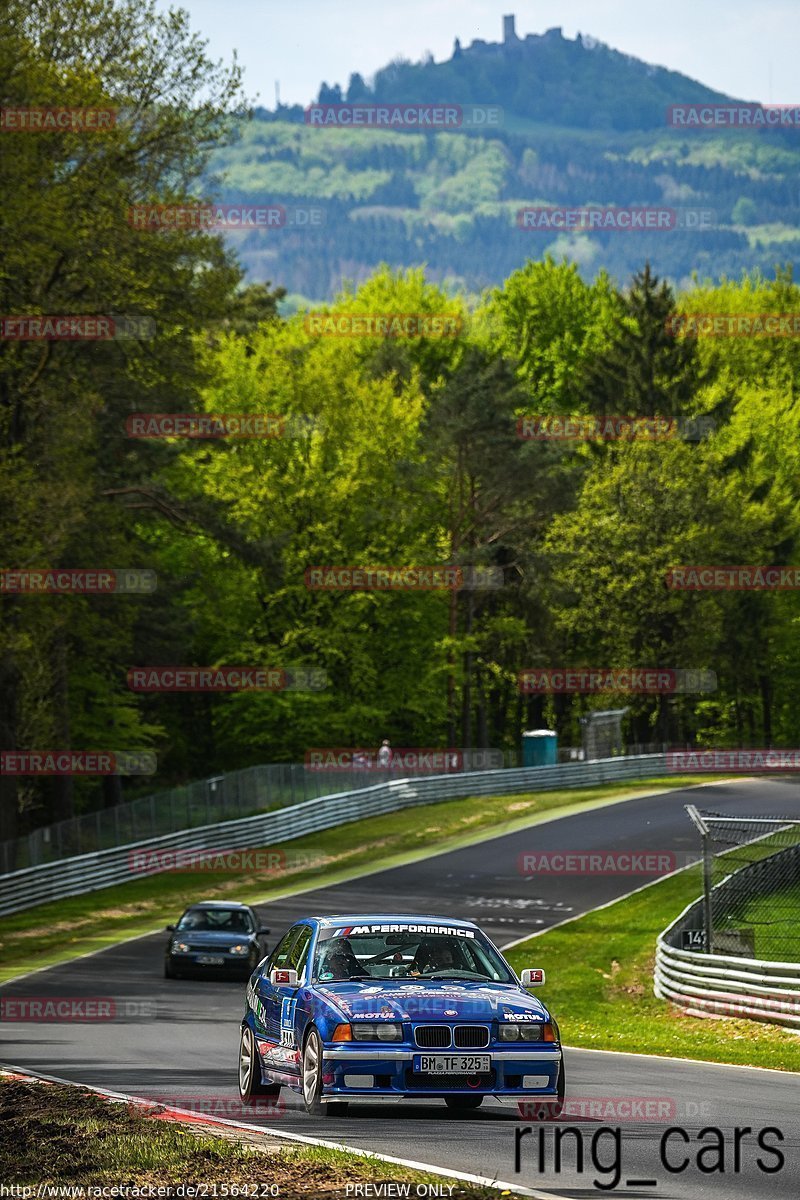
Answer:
top-left (445, 1095), bottom-right (484, 1110)
top-left (517, 1061), bottom-right (566, 1121)
top-left (238, 1024), bottom-right (281, 1104)
top-left (302, 1027), bottom-right (348, 1117)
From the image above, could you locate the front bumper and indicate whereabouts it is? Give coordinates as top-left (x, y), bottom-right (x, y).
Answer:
top-left (167, 952), bottom-right (252, 973)
top-left (319, 1045), bottom-right (562, 1097)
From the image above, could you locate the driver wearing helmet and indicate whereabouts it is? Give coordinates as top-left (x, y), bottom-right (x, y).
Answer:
top-left (410, 938), bottom-right (458, 975)
top-left (318, 938), bottom-right (363, 980)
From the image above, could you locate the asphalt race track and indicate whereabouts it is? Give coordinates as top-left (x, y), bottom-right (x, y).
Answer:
top-left (3, 777), bottom-right (800, 1198)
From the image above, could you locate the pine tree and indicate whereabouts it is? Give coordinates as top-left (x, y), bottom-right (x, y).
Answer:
top-left (579, 263), bottom-right (701, 418)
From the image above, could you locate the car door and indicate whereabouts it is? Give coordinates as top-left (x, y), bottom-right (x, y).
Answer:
top-left (256, 926), bottom-right (302, 1054)
top-left (278, 925), bottom-right (313, 1058)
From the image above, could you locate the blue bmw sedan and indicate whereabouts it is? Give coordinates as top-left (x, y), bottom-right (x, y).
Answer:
top-left (237, 914), bottom-right (564, 1116)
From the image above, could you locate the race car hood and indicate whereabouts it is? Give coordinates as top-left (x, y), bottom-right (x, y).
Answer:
top-left (315, 979), bottom-right (550, 1023)
top-left (171, 930), bottom-right (252, 946)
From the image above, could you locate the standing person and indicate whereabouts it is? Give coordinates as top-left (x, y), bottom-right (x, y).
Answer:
top-left (376, 739), bottom-right (391, 769)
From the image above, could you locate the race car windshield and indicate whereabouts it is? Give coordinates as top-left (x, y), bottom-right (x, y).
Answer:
top-left (176, 908), bottom-right (252, 932)
top-left (313, 927), bottom-right (514, 983)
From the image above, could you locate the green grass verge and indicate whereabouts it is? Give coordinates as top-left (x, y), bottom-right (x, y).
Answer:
top-left (730, 881), bottom-right (800, 962)
top-left (0, 775), bottom-right (714, 983)
top-left (0, 1076), bottom-right (516, 1197)
top-left (504, 866), bottom-right (800, 1073)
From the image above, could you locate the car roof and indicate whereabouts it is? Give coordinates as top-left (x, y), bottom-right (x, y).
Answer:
top-left (310, 914), bottom-right (479, 930)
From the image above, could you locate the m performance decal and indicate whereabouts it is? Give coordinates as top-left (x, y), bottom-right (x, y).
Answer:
top-left (337, 923), bottom-right (475, 937)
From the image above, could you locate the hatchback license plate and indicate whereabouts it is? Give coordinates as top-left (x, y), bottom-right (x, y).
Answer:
top-left (196, 955), bottom-right (225, 965)
top-left (414, 1054), bottom-right (491, 1074)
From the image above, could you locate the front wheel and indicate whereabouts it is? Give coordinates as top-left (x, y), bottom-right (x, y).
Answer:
top-left (445, 1095), bottom-right (483, 1110)
top-left (302, 1028), bottom-right (348, 1117)
top-left (238, 1025), bottom-right (280, 1104)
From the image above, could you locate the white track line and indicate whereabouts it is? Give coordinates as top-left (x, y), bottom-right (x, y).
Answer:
top-left (0, 1065), bottom-right (566, 1200)
top-left (560, 1046), bottom-right (800, 1076)
top-left (498, 776), bottom-right (759, 951)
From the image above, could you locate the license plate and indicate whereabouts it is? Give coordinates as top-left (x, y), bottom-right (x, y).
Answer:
top-left (196, 955), bottom-right (225, 965)
top-left (414, 1054), bottom-right (491, 1074)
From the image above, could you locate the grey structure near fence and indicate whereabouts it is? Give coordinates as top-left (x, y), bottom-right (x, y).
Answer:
top-left (654, 830), bottom-right (800, 1029)
top-left (0, 753), bottom-right (669, 916)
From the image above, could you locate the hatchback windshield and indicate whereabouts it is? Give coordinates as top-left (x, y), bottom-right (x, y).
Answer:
top-left (313, 925), bottom-right (513, 983)
top-left (177, 908), bottom-right (253, 933)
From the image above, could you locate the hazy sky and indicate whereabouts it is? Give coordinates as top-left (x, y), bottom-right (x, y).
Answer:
top-left (156, 0), bottom-right (799, 109)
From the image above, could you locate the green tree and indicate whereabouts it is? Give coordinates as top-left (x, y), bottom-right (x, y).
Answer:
top-left (0, 0), bottom-right (244, 839)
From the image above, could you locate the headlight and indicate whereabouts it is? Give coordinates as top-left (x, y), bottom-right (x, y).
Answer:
top-left (171, 941), bottom-right (191, 954)
top-left (520, 1024), bottom-right (543, 1041)
top-left (351, 1022), bottom-right (403, 1042)
top-left (499, 1024), bottom-right (521, 1041)
top-left (229, 944), bottom-right (250, 955)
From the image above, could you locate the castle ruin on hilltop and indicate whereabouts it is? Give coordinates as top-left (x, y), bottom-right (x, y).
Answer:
top-left (455, 13), bottom-right (569, 57)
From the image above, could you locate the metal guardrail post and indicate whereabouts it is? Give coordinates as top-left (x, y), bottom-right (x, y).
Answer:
top-left (686, 805), bottom-right (713, 954)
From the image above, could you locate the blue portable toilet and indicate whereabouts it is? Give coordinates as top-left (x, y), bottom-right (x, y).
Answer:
top-left (522, 729), bottom-right (558, 767)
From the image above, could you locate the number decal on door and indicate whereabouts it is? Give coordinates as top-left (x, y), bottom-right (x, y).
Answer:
top-left (280, 996), bottom-right (298, 1047)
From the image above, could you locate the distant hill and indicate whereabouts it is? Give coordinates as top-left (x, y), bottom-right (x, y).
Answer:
top-left (209, 14), bottom-right (800, 300)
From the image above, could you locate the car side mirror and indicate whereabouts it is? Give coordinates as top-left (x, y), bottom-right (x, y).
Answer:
top-left (521, 968), bottom-right (546, 987)
top-left (270, 968), bottom-right (298, 987)
top-left (166, 924), bottom-right (175, 932)
top-left (258, 927), bottom-right (270, 935)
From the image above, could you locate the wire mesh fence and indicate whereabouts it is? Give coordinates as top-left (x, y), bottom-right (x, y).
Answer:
top-left (0, 740), bottom-right (677, 877)
top-left (0, 751), bottom-right (507, 874)
top-left (684, 807), bottom-right (800, 962)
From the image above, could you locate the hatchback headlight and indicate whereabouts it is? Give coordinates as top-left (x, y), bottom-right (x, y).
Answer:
top-left (499, 1024), bottom-right (521, 1041)
top-left (229, 943), bottom-right (250, 955)
top-left (351, 1022), bottom-right (403, 1042)
top-left (171, 941), bottom-right (191, 954)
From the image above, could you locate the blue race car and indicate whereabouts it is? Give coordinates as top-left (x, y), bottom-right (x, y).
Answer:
top-left (237, 914), bottom-right (564, 1117)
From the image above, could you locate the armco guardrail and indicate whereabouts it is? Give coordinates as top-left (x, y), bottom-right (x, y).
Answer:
top-left (655, 933), bottom-right (800, 1029)
top-left (654, 843), bottom-right (800, 1029)
top-left (0, 753), bottom-right (667, 915)
top-left (2, 757), bottom-right (502, 874)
